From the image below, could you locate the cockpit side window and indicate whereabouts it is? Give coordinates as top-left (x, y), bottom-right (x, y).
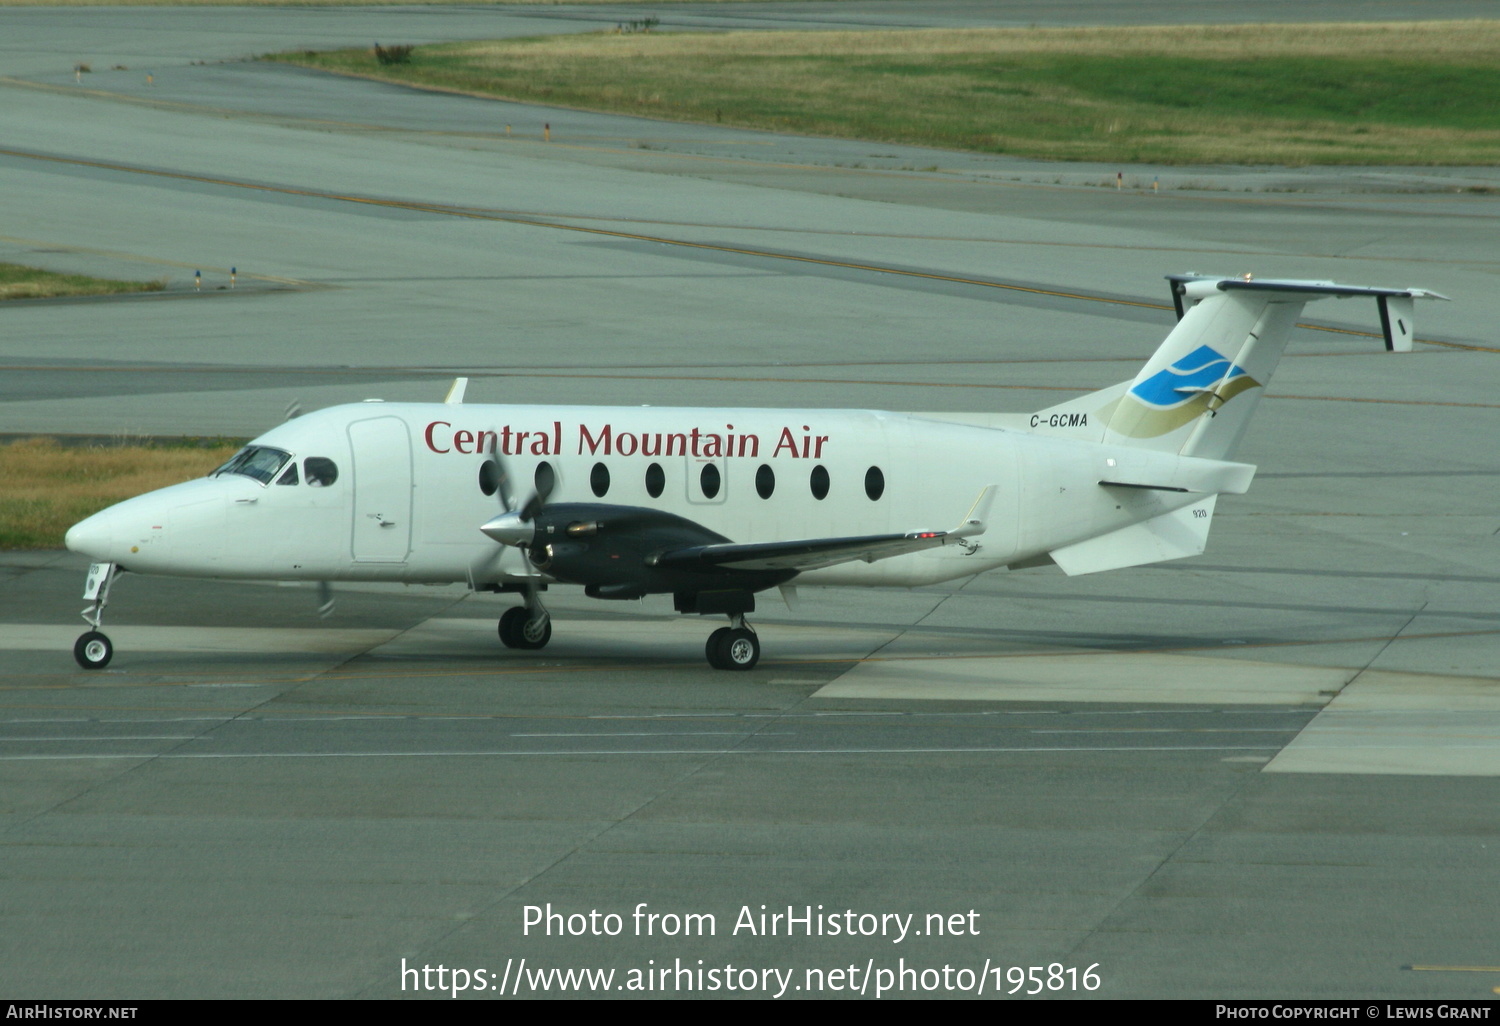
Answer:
top-left (276, 463), bottom-right (299, 486)
top-left (304, 458), bottom-right (338, 487)
top-left (213, 446), bottom-right (293, 485)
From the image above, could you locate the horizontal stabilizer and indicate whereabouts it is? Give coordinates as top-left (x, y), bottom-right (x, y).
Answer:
top-left (1167, 274), bottom-right (1448, 353)
top-left (1050, 496), bottom-right (1217, 576)
top-left (1099, 453), bottom-right (1255, 495)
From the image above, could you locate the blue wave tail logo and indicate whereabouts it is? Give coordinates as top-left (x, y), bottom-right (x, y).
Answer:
top-left (1110, 346), bottom-right (1262, 437)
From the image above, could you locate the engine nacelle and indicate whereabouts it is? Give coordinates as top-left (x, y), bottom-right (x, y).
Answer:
top-left (520, 503), bottom-right (794, 597)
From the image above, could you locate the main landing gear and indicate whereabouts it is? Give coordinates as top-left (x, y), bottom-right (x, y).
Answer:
top-left (73, 562), bottom-right (119, 670)
top-left (705, 614), bottom-right (759, 671)
top-left (498, 603), bottom-right (551, 650)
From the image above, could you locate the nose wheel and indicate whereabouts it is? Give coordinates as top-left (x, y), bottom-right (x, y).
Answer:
top-left (706, 617), bottom-right (759, 671)
top-left (74, 630), bottom-right (113, 670)
top-left (73, 562), bottom-right (119, 670)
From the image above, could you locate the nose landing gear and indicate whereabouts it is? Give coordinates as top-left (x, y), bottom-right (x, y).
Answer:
top-left (73, 562), bottom-right (119, 670)
top-left (706, 614), bottom-right (759, 671)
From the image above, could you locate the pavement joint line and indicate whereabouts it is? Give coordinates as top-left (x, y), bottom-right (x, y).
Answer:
top-left (0, 735), bottom-right (200, 741)
top-left (449, 209), bottom-right (1500, 269)
top-left (0, 707), bottom-right (1343, 722)
top-left (0, 145), bottom-right (1476, 352)
top-left (0, 743), bottom-right (1290, 761)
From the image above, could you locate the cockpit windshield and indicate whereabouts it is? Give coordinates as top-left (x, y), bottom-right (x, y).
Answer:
top-left (213, 446), bottom-right (293, 485)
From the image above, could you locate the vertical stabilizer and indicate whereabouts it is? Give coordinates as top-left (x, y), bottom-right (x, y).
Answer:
top-left (1029, 276), bottom-right (1447, 460)
top-left (1102, 288), bottom-right (1303, 459)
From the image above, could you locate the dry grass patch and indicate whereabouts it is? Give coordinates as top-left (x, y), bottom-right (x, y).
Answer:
top-left (451, 21), bottom-right (1500, 60)
top-left (0, 263), bottom-right (165, 301)
top-left (274, 21), bottom-right (1500, 164)
top-left (0, 438), bottom-right (242, 550)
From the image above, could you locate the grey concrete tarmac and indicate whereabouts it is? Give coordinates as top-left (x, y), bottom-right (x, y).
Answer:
top-left (1, 2), bottom-right (1498, 1002)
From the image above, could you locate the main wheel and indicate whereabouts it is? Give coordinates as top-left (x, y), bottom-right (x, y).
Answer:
top-left (720, 628), bottom-right (760, 671)
top-left (74, 631), bottom-right (113, 670)
top-left (708, 624), bottom-right (756, 672)
top-left (705, 627), bottom-right (732, 669)
top-left (499, 607), bottom-right (551, 650)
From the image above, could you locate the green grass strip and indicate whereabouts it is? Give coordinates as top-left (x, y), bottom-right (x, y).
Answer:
top-left (271, 22), bottom-right (1500, 165)
top-left (0, 262), bottom-right (165, 302)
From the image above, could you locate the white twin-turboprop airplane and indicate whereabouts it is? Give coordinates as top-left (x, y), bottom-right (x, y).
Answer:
top-left (64, 274), bottom-right (1445, 671)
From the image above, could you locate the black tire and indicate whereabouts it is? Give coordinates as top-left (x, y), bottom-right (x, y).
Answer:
top-left (499, 607), bottom-right (551, 650)
top-left (705, 627), bottom-right (732, 669)
top-left (74, 631), bottom-right (113, 670)
top-left (498, 607), bottom-right (528, 648)
top-left (720, 628), bottom-right (759, 671)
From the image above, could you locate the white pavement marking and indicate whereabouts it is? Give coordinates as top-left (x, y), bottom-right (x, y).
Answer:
top-left (815, 651), bottom-right (1351, 705)
top-left (1266, 669), bottom-right (1500, 776)
top-left (0, 624), bottom-right (400, 654)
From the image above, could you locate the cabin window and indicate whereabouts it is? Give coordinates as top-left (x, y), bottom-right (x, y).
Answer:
top-left (478, 459), bottom-right (499, 497)
top-left (534, 461), bottom-right (556, 497)
top-left (809, 464), bottom-right (829, 501)
top-left (865, 466), bottom-right (885, 501)
top-left (755, 464), bottom-right (775, 499)
top-left (590, 462), bottom-right (610, 498)
top-left (304, 458), bottom-right (338, 488)
top-left (700, 463), bottom-right (721, 499)
top-left (214, 446), bottom-right (291, 485)
top-left (275, 464), bottom-right (299, 486)
top-left (645, 462), bottom-right (665, 499)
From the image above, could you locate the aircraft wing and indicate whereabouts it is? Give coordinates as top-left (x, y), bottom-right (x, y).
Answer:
top-left (648, 487), bottom-right (994, 573)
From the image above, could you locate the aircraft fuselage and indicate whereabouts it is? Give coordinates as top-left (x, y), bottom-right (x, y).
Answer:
top-left (65, 401), bottom-right (1207, 590)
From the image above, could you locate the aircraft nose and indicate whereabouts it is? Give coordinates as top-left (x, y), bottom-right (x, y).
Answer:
top-left (65, 508), bottom-right (117, 561)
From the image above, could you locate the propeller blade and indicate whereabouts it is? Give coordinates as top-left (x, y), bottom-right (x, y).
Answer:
top-left (516, 460), bottom-right (558, 522)
top-left (519, 492), bottom-right (545, 523)
top-left (486, 434), bottom-right (519, 512)
top-left (496, 462), bottom-right (516, 512)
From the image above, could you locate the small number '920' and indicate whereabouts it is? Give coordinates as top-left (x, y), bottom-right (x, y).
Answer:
top-left (1007, 963), bottom-right (1101, 994)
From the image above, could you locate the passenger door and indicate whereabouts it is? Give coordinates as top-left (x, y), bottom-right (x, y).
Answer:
top-left (348, 416), bottom-right (412, 562)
